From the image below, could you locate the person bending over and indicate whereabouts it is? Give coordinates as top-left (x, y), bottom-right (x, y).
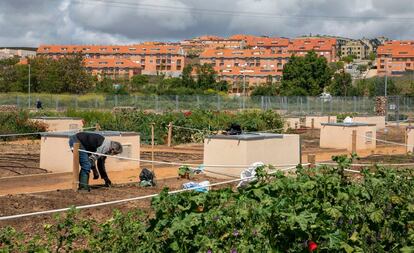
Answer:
top-left (69, 132), bottom-right (123, 192)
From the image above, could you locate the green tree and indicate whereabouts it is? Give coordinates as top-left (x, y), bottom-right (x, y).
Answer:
top-left (251, 85), bottom-right (279, 96)
top-left (281, 51), bottom-right (333, 96)
top-left (368, 52), bottom-right (376, 61)
top-left (357, 64), bottom-right (368, 72)
top-left (130, 75), bottom-right (149, 92)
top-left (181, 64), bottom-right (196, 89)
top-left (195, 63), bottom-right (217, 90)
top-left (56, 53), bottom-right (93, 94)
top-left (328, 71), bottom-right (353, 96)
top-left (329, 61), bottom-right (345, 73)
top-left (341, 54), bottom-right (357, 63)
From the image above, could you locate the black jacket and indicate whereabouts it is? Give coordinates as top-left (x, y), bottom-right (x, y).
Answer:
top-left (75, 132), bottom-right (105, 152)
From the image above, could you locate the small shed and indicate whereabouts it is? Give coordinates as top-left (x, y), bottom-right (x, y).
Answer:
top-left (40, 131), bottom-right (140, 173)
top-left (320, 123), bottom-right (376, 152)
top-left (353, 116), bottom-right (386, 130)
top-left (31, 117), bottom-right (84, 132)
top-left (305, 116), bottom-right (337, 129)
top-left (203, 133), bottom-right (301, 179)
top-left (284, 117), bottom-right (301, 130)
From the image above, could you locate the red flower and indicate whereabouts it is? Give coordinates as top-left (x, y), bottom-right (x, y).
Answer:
top-left (184, 111), bottom-right (192, 117)
top-left (308, 241), bottom-right (318, 252)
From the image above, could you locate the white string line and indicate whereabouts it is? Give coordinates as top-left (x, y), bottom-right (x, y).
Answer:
top-left (318, 162), bottom-right (414, 167)
top-left (0, 127), bottom-right (97, 138)
top-left (171, 125), bottom-right (207, 133)
top-left (171, 125), bottom-right (284, 134)
top-left (0, 166), bottom-right (297, 221)
top-left (78, 149), bottom-right (305, 169)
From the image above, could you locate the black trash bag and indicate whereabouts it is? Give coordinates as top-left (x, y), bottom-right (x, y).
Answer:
top-left (139, 168), bottom-right (156, 186)
top-left (226, 123), bottom-right (242, 135)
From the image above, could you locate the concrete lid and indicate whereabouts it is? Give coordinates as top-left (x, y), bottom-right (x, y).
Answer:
top-left (41, 131), bottom-right (139, 138)
top-left (31, 117), bottom-right (83, 120)
top-left (206, 132), bottom-right (284, 140)
top-left (321, 122), bottom-right (376, 127)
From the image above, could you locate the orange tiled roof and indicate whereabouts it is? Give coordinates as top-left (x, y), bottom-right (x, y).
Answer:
top-left (227, 35), bottom-right (289, 47)
top-left (84, 58), bottom-right (141, 69)
top-left (200, 48), bottom-right (290, 58)
top-left (288, 38), bottom-right (337, 52)
top-left (377, 41), bottom-right (414, 57)
top-left (37, 44), bottom-right (184, 55)
top-left (198, 35), bottom-right (225, 41)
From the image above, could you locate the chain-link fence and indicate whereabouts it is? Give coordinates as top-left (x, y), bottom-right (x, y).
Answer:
top-left (2, 94), bottom-right (414, 116)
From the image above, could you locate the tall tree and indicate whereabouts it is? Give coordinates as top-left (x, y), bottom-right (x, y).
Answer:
top-left (329, 70), bottom-right (353, 96)
top-left (281, 51), bottom-right (333, 96)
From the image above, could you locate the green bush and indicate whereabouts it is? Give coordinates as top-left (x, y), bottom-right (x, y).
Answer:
top-left (65, 109), bottom-right (284, 144)
top-left (0, 111), bottom-right (47, 140)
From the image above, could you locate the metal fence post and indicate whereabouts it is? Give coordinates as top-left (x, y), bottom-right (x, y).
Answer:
top-left (353, 96), bottom-right (357, 113)
top-left (175, 95), bottom-right (179, 111)
top-left (16, 96), bottom-right (20, 108)
top-left (75, 96), bottom-right (78, 109)
top-left (396, 96), bottom-right (400, 126)
top-left (217, 95), bottom-right (221, 111)
top-left (300, 97), bottom-right (303, 115)
top-left (95, 98), bottom-right (98, 108)
top-left (307, 97), bottom-right (310, 114)
top-left (55, 97), bottom-right (59, 111)
top-left (196, 95), bottom-right (200, 108)
top-left (261, 96), bottom-right (264, 110)
top-left (321, 98), bottom-right (324, 114)
top-left (115, 95), bottom-right (118, 107)
top-left (155, 96), bottom-right (159, 112)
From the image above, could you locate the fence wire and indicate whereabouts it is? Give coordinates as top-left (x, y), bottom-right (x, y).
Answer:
top-left (0, 94), bottom-right (390, 115)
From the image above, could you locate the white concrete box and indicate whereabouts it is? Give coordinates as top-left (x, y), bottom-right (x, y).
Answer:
top-left (40, 131), bottom-right (140, 173)
top-left (284, 117), bottom-right (301, 130)
top-left (353, 116), bottom-right (386, 130)
top-left (31, 117), bottom-right (84, 132)
top-left (320, 123), bottom-right (376, 152)
top-left (305, 116), bottom-right (337, 129)
top-left (203, 133), bottom-right (301, 179)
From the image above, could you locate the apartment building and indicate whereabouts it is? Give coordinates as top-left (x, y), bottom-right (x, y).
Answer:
top-left (229, 35), bottom-right (290, 51)
top-left (340, 40), bottom-right (369, 60)
top-left (200, 48), bottom-right (290, 92)
top-left (288, 38), bottom-right (337, 62)
top-left (37, 44), bottom-right (186, 78)
top-left (0, 48), bottom-right (36, 59)
top-left (84, 58), bottom-right (141, 80)
top-left (377, 41), bottom-right (414, 76)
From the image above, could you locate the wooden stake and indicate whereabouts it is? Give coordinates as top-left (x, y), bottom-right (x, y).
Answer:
top-left (151, 123), bottom-right (155, 172)
top-left (72, 142), bottom-right (80, 191)
top-left (352, 130), bottom-right (357, 154)
top-left (311, 118), bottom-right (315, 130)
top-left (405, 128), bottom-right (409, 154)
top-left (167, 122), bottom-right (173, 147)
top-left (307, 154), bottom-right (316, 168)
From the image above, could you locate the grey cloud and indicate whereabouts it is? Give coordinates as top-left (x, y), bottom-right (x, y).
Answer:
top-left (0, 0), bottom-right (414, 47)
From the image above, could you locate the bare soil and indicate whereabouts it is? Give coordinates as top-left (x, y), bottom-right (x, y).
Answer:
top-left (0, 140), bottom-right (44, 177)
top-left (0, 175), bottom-right (224, 237)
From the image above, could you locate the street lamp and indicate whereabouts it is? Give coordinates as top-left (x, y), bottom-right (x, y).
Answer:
top-left (28, 63), bottom-right (31, 109)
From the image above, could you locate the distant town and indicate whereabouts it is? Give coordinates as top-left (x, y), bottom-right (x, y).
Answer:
top-left (1, 35), bottom-right (413, 93)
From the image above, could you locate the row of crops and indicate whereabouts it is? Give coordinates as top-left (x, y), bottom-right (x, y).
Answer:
top-left (1, 157), bottom-right (414, 252)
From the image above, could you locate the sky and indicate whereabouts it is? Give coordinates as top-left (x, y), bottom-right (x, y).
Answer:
top-left (1, 0), bottom-right (414, 47)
